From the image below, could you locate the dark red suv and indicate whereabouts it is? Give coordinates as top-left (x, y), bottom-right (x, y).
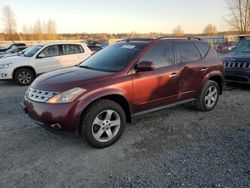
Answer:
top-left (22, 37), bottom-right (224, 148)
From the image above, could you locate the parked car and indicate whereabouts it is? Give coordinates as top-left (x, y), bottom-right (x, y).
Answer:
top-left (222, 37), bottom-right (250, 84)
top-left (0, 43), bottom-right (27, 53)
top-left (0, 48), bottom-right (28, 59)
top-left (22, 38), bottom-right (224, 148)
top-left (216, 42), bottom-right (235, 54)
top-left (0, 45), bottom-right (27, 58)
top-left (0, 42), bottom-right (92, 85)
top-left (87, 44), bottom-right (106, 54)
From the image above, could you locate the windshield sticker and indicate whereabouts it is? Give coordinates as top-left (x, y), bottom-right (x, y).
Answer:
top-left (121, 45), bottom-right (135, 49)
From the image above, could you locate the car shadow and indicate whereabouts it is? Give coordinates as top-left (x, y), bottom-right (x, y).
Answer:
top-left (0, 80), bottom-right (17, 87)
top-left (224, 82), bottom-right (250, 91)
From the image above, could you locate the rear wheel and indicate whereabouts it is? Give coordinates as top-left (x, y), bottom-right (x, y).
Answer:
top-left (80, 99), bottom-right (126, 148)
top-left (195, 80), bottom-right (219, 111)
top-left (14, 68), bottom-right (35, 86)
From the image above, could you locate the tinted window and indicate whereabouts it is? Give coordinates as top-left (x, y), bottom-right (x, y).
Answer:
top-left (62, 44), bottom-right (84, 55)
top-left (196, 42), bottom-right (210, 58)
top-left (79, 43), bottom-right (145, 72)
top-left (41, 45), bottom-right (60, 57)
top-left (76, 45), bottom-right (84, 53)
top-left (176, 42), bottom-right (201, 63)
top-left (139, 43), bottom-right (175, 68)
top-left (62, 44), bottom-right (75, 55)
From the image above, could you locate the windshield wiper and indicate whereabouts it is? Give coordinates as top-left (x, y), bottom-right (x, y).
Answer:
top-left (79, 65), bottom-right (93, 69)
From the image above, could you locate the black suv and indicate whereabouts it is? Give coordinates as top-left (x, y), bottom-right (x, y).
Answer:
top-left (222, 37), bottom-right (250, 84)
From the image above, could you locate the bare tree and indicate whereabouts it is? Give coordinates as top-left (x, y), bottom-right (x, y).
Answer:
top-left (225, 0), bottom-right (250, 33)
top-left (172, 25), bottom-right (184, 36)
top-left (203, 24), bottom-right (218, 35)
top-left (33, 20), bottom-right (43, 34)
top-left (2, 6), bottom-right (17, 36)
top-left (47, 19), bottom-right (57, 34)
top-left (33, 20), bottom-right (44, 40)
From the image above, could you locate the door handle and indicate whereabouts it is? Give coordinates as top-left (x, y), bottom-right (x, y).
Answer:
top-left (201, 67), bottom-right (209, 72)
top-left (169, 72), bottom-right (179, 78)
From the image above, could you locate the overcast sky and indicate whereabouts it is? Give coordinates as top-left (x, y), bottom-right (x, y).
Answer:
top-left (0, 0), bottom-right (229, 33)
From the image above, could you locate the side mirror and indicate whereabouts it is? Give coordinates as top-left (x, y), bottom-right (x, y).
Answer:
top-left (135, 61), bottom-right (155, 72)
top-left (38, 53), bottom-right (45, 58)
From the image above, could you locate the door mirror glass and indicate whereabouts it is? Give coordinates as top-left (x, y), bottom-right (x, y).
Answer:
top-left (136, 61), bottom-right (155, 72)
top-left (38, 53), bottom-right (45, 58)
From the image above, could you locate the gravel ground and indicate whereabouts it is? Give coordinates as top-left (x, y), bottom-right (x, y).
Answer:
top-left (0, 81), bottom-right (249, 188)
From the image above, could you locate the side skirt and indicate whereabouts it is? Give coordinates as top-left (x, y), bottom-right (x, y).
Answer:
top-left (132, 98), bottom-right (196, 117)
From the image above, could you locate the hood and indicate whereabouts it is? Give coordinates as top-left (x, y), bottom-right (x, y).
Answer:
top-left (221, 52), bottom-right (250, 62)
top-left (0, 55), bottom-right (27, 64)
top-left (31, 67), bottom-right (114, 92)
top-left (0, 53), bottom-right (19, 59)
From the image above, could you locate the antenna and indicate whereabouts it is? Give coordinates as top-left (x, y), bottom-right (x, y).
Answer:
top-left (126, 32), bottom-right (135, 42)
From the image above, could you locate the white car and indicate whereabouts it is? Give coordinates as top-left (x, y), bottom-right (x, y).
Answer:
top-left (0, 42), bottom-right (92, 85)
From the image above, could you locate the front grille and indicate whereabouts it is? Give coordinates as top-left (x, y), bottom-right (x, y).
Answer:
top-left (224, 62), bottom-right (250, 69)
top-left (26, 87), bottom-right (58, 103)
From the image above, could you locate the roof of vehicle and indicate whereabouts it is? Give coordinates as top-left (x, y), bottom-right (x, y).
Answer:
top-left (117, 37), bottom-right (209, 48)
top-left (37, 42), bottom-right (87, 46)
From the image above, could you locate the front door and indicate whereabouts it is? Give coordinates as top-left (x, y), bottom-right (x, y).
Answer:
top-left (35, 45), bottom-right (62, 74)
top-left (131, 42), bottom-right (180, 113)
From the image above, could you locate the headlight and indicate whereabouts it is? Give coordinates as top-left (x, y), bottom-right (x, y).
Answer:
top-left (0, 63), bottom-right (12, 69)
top-left (46, 87), bottom-right (86, 104)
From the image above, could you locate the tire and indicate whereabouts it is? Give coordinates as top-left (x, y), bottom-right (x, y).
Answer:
top-left (195, 80), bottom-right (220, 111)
top-left (80, 99), bottom-right (126, 148)
top-left (14, 68), bottom-right (35, 86)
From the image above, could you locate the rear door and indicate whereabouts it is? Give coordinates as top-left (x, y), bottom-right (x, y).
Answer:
top-left (131, 42), bottom-right (181, 112)
top-left (61, 44), bottom-right (88, 67)
top-left (175, 41), bottom-right (209, 100)
top-left (35, 45), bottom-right (62, 74)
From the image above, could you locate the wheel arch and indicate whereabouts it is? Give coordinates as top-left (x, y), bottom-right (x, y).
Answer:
top-left (208, 75), bottom-right (223, 95)
top-left (12, 66), bottom-right (37, 80)
top-left (79, 93), bottom-right (132, 129)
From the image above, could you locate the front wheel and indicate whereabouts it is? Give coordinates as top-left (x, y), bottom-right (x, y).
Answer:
top-left (195, 80), bottom-right (219, 111)
top-left (80, 99), bottom-right (126, 148)
top-left (14, 68), bottom-right (35, 86)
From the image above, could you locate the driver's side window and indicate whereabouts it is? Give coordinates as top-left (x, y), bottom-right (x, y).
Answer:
top-left (39, 45), bottom-right (60, 58)
top-left (139, 43), bottom-right (175, 69)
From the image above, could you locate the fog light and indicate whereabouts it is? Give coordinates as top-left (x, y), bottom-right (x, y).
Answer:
top-left (1, 73), bottom-right (7, 77)
top-left (50, 123), bottom-right (62, 130)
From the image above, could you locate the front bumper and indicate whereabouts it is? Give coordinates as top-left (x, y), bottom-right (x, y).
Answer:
top-left (225, 69), bottom-right (250, 84)
top-left (0, 69), bottom-right (12, 80)
top-left (22, 97), bottom-right (89, 132)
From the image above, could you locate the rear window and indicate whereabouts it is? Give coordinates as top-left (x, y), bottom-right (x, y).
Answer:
top-left (196, 42), bottom-right (210, 58)
top-left (176, 42), bottom-right (201, 63)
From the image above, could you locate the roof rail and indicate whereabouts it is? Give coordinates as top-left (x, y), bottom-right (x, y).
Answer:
top-left (118, 38), bottom-right (155, 43)
top-left (156, 36), bottom-right (202, 41)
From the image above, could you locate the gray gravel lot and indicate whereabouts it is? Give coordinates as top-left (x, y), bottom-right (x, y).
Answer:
top-left (0, 81), bottom-right (249, 188)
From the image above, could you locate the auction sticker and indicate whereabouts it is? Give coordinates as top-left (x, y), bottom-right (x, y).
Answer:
top-left (121, 45), bottom-right (135, 49)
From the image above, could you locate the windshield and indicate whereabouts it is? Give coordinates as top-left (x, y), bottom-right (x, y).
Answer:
top-left (23, 45), bottom-right (44, 57)
top-left (231, 38), bottom-right (250, 52)
top-left (79, 43), bottom-right (145, 72)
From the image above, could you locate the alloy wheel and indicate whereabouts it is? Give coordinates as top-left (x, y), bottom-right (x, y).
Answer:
top-left (18, 71), bottom-right (32, 85)
top-left (205, 86), bottom-right (218, 108)
top-left (92, 110), bottom-right (121, 143)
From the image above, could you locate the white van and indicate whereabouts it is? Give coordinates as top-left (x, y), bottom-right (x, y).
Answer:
top-left (0, 42), bottom-right (92, 85)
